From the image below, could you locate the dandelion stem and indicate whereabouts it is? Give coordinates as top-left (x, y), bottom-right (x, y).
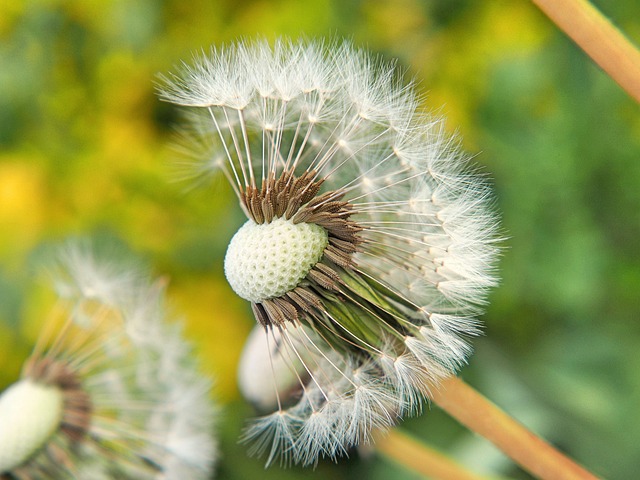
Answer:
top-left (431, 376), bottom-right (600, 480)
top-left (532, 0), bottom-right (640, 103)
top-left (374, 429), bottom-right (487, 480)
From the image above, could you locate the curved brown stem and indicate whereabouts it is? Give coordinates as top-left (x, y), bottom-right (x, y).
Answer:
top-left (532, 0), bottom-right (640, 103)
top-left (431, 376), bottom-right (600, 480)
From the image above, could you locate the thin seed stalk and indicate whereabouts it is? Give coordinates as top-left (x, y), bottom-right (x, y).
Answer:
top-left (430, 376), bottom-right (600, 480)
top-left (374, 429), bottom-right (488, 480)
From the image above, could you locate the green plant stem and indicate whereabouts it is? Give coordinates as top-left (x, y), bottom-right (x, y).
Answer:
top-left (532, 0), bottom-right (640, 103)
top-left (430, 376), bottom-right (600, 480)
top-left (374, 429), bottom-right (487, 480)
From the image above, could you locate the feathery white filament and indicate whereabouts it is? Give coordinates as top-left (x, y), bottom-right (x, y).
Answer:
top-left (0, 380), bottom-right (64, 472)
top-left (224, 218), bottom-right (328, 302)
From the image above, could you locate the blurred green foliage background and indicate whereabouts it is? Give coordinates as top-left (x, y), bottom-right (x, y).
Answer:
top-left (1, 1), bottom-right (639, 478)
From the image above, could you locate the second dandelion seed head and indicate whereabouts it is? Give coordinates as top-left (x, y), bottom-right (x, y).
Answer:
top-left (0, 243), bottom-right (219, 479)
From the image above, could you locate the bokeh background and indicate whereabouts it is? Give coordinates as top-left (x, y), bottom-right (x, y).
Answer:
top-left (1, 1), bottom-right (639, 478)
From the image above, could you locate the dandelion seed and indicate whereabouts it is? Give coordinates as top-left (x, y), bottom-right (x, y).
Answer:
top-left (160, 37), bottom-right (500, 466)
top-left (0, 242), bottom-right (218, 479)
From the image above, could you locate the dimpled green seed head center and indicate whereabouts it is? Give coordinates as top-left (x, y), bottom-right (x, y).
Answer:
top-left (224, 217), bottom-right (329, 303)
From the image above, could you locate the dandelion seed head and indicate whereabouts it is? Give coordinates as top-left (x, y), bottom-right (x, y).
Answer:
top-left (0, 242), bottom-right (218, 479)
top-left (161, 37), bottom-right (500, 467)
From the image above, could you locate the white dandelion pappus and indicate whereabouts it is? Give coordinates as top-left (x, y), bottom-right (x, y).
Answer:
top-left (160, 38), bottom-right (500, 467)
top-left (0, 242), bottom-right (218, 479)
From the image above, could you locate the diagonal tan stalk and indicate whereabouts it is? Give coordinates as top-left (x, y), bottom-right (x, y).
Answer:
top-left (430, 376), bottom-right (600, 480)
top-left (532, 0), bottom-right (640, 103)
top-left (374, 429), bottom-right (488, 480)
